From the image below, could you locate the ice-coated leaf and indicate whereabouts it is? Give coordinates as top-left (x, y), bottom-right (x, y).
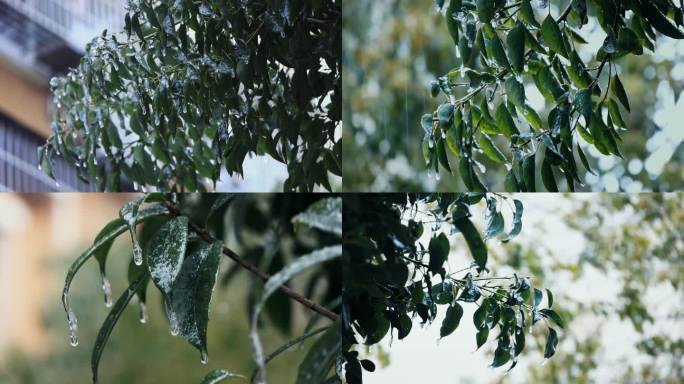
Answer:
top-left (522, 153), bottom-right (536, 192)
top-left (170, 241), bottom-right (222, 359)
top-left (495, 104), bottom-right (519, 138)
top-left (539, 308), bottom-right (564, 328)
top-left (291, 198), bottom-right (342, 237)
top-left (505, 77), bottom-right (525, 109)
top-left (62, 205), bottom-right (168, 344)
top-left (541, 14), bottom-right (568, 57)
top-left (295, 325), bottom-right (341, 384)
top-left (479, 134), bottom-right (508, 164)
top-left (200, 369), bottom-right (244, 384)
top-left (507, 23), bottom-right (526, 73)
top-left (146, 216), bottom-right (189, 299)
top-left (92, 274), bottom-right (147, 383)
top-left (503, 199), bottom-right (523, 242)
top-left (574, 88), bottom-right (593, 125)
top-left (453, 217), bottom-right (487, 270)
top-left (541, 158), bottom-right (559, 192)
top-left (546, 288), bottom-right (554, 308)
top-left (544, 327), bottom-right (559, 358)
top-left (250, 245), bottom-right (342, 383)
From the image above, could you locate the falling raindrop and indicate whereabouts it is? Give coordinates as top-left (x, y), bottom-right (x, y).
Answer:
top-left (541, 359), bottom-right (549, 366)
top-left (139, 301), bottom-right (148, 324)
top-left (428, 138), bottom-right (435, 149)
top-left (101, 274), bottom-right (112, 308)
top-left (436, 173), bottom-right (441, 181)
top-left (200, 349), bottom-right (208, 364)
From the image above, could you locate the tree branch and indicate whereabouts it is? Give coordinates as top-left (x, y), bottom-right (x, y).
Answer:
top-left (163, 201), bottom-right (340, 322)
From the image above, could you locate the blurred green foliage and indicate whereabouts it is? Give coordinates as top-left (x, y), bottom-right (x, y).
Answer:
top-left (343, 0), bottom-right (684, 192)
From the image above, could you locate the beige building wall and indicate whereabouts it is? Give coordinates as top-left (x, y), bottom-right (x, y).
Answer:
top-left (0, 194), bottom-right (135, 357)
top-left (0, 58), bottom-right (51, 137)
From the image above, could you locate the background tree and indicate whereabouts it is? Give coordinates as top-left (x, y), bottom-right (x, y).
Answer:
top-left (39, 0), bottom-right (341, 192)
top-left (342, 193), bottom-right (561, 383)
top-left (61, 194), bottom-right (341, 383)
top-left (343, 0), bottom-right (684, 192)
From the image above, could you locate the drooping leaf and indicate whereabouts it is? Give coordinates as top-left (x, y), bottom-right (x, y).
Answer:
top-left (544, 327), bottom-right (559, 358)
top-left (541, 14), bottom-right (568, 57)
top-left (508, 23), bottom-right (526, 73)
top-left (440, 302), bottom-right (464, 338)
top-left (495, 104), bottom-right (519, 138)
top-left (295, 324), bottom-right (341, 384)
top-left (428, 233), bottom-right (450, 273)
top-left (574, 88), bottom-right (593, 125)
top-left (291, 198), bottom-right (342, 237)
top-left (453, 217), bottom-right (487, 270)
top-left (479, 134), bottom-right (508, 164)
top-left (92, 274), bottom-right (147, 383)
top-left (539, 308), bottom-right (564, 328)
top-left (639, 1), bottom-right (684, 39)
top-left (522, 153), bottom-right (536, 192)
top-left (505, 77), bottom-right (525, 109)
top-left (611, 75), bottom-right (631, 112)
top-left (146, 216), bottom-right (189, 302)
top-left (171, 241), bottom-right (222, 359)
top-left (251, 245), bottom-right (342, 383)
top-left (503, 199), bottom-right (523, 242)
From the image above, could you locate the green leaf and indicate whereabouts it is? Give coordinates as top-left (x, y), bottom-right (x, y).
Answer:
top-left (200, 370), bottom-right (244, 384)
top-left (92, 218), bottom-right (124, 279)
top-left (146, 216), bottom-right (189, 303)
top-left (445, 0), bottom-right (462, 45)
top-left (574, 88), bottom-right (593, 125)
top-left (504, 170), bottom-right (521, 192)
top-left (508, 23), bottom-right (526, 73)
top-left (522, 153), bottom-right (536, 192)
top-left (495, 104), bottom-right (519, 138)
top-left (611, 75), bottom-right (630, 112)
top-left (541, 15), bottom-right (568, 57)
top-left (546, 288), bottom-right (554, 308)
top-left (577, 144), bottom-right (596, 175)
top-left (476, 326), bottom-right (489, 350)
top-left (291, 198), bottom-right (342, 237)
top-left (519, 0), bottom-right (539, 27)
top-left (171, 242), bottom-right (222, 359)
top-left (479, 133), bottom-right (508, 164)
top-left (523, 105), bottom-right (543, 131)
top-left (639, 0), bottom-right (684, 39)
top-left (295, 325), bottom-right (341, 384)
top-left (486, 33), bottom-right (511, 70)
top-left (491, 342), bottom-right (512, 368)
top-left (539, 308), bottom-right (564, 328)
top-left (514, 328), bottom-right (526, 356)
top-left (428, 233), bottom-right (450, 273)
top-left (505, 77), bottom-right (525, 109)
top-left (453, 217), bottom-right (487, 270)
top-left (132, 13), bottom-right (145, 44)
top-left (589, 112), bottom-right (621, 157)
top-left (476, 0), bottom-right (495, 23)
top-left (440, 302), bottom-right (464, 338)
top-left (607, 99), bottom-right (627, 128)
top-left (206, 194), bottom-right (236, 225)
top-left (541, 157), bottom-right (559, 192)
top-left (544, 327), bottom-right (559, 359)
top-left (252, 246), bottom-right (342, 383)
top-left (92, 274), bottom-right (147, 383)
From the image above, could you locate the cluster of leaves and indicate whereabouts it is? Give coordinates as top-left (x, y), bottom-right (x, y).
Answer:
top-left (422, 0), bottom-right (684, 191)
top-left (39, 0), bottom-right (341, 192)
top-left (61, 193), bottom-right (342, 383)
top-left (341, 193), bottom-right (562, 383)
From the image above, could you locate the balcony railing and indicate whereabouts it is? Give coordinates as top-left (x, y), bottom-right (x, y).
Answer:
top-left (0, 0), bottom-right (124, 48)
